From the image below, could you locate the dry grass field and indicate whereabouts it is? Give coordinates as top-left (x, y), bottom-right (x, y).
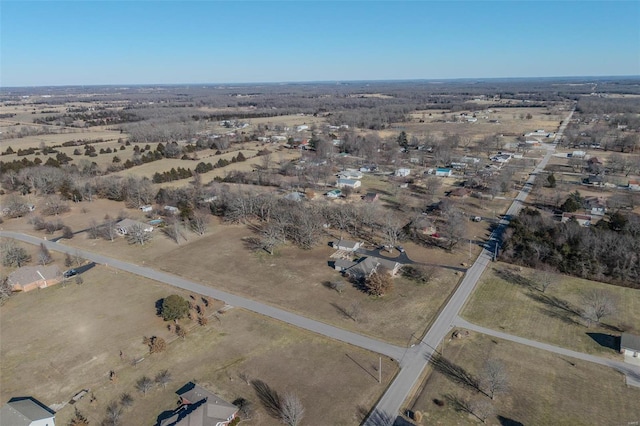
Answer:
top-left (409, 332), bottom-right (640, 426)
top-left (461, 263), bottom-right (640, 357)
top-left (0, 265), bottom-right (398, 426)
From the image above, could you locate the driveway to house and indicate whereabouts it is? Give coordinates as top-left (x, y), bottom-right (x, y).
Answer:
top-left (453, 317), bottom-right (640, 387)
top-left (0, 230), bottom-right (407, 362)
top-left (355, 247), bottom-right (415, 264)
top-left (363, 107), bottom-right (576, 424)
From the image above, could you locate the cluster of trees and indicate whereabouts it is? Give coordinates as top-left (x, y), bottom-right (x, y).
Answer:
top-left (33, 109), bottom-right (141, 127)
top-left (501, 208), bottom-right (640, 287)
top-left (152, 167), bottom-right (194, 183)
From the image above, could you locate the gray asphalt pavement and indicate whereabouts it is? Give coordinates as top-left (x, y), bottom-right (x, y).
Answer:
top-left (364, 108), bottom-right (575, 425)
top-left (0, 230), bottom-right (407, 362)
top-left (453, 317), bottom-right (640, 386)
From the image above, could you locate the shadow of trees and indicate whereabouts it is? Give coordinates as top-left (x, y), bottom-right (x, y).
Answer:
top-left (429, 354), bottom-right (484, 395)
top-left (251, 379), bottom-right (281, 419)
top-left (495, 268), bottom-right (536, 289)
top-left (526, 292), bottom-right (583, 326)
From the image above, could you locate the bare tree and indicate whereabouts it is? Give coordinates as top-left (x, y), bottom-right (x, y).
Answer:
top-left (440, 205), bottom-right (466, 251)
top-left (581, 289), bottom-right (616, 326)
top-left (119, 393), bottom-right (134, 408)
top-left (101, 216), bottom-right (118, 242)
top-left (1, 239), bottom-right (31, 267)
top-left (538, 269), bottom-right (554, 293)
top-left (382, 213), bottom-right (404, 252)
top-left (163, 218), bottom-right (186, 244)
top-left (480, 359), bottom-right (509, 400)
top-left (68, 408), bottom-right (90, 426)
top-left (126, 224), bottom-right (152, 245)
top-left (41, 195), bottom-right (70, 216)
top-left (346, 300), bottom-right (362, 322)
top-left (469, 398), bottom-right (494, 424)
top-left (190, 211), bottom-right (210, 235)
top-left (280, 393), bottom-right (305, 426)
top-left (38, 243), bottom-right (52, 265)
top-left (260, 222), bottom-right (286, 255)
top-left (0, 276), bottom-right (13, 304)
top-left (104, 401), bottom-right (123, 426)
top-left (135, 376), bottom-right (154, 395)
top-left (155, 369), bottom-right (172, 389)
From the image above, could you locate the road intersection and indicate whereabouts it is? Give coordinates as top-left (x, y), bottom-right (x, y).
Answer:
top-left (5, 108), bottom-right (637, 424)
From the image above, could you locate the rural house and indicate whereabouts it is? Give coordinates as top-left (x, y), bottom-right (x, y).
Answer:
top-left (325, 189), bottom-right (342, 199)
top-left (159, 382), bottom-right (238, 426)
top-left (116, 219), bottom-right (153, 235)
top-left (0, 397), bottom-right (56, 426)
top-left (628, 180), bottom-right (640, 191)
top-left (139, 205), bottom-right (153, 213)
top-left (620, 333), bottom-right (640, 366)
top-left (8, 265), bottom-right (62, 292)
top-left (341, 256), bottom-right (402, 279)
top-left (362, 192), bottom-right (380, 203)
top-left (333, 239), bottom-right (363, 252)
top-left (338, 169), bottom-right (363, 180)
top-left (336, 178), bottom-right (361, 189)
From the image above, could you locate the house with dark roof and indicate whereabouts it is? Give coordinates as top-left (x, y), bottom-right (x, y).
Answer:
top-left (0, 397), bottom-right (56, 426)
top-left (159, 382), bottom-right (238, 426)
top-left (7, 265), bottom-right (62, 292)
top-left (561, 213), bottom-right (592, 227)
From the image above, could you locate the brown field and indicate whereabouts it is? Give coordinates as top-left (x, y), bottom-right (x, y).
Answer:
top-left (409, 332), bottom-right (640, 426)
top-left (0, 265), bottom-right (398, 426)
top-left (462, 263), bottom-right (640, 357)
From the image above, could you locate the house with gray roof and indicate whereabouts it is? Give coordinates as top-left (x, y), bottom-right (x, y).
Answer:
top-left (116, 218), bottom-right (153, 235)
top-left (333, 239), bottom-right (363, 252)
top-left (0, 397), bottom-right (56, 426)
top-left (620, 333), bottom-right (640, 366)
top-left (7, 265), bottom-right (62, 293)
top-left (159, 382), bottom-right (238, 426)
top-left (342, 256), bottom-right (402, 279)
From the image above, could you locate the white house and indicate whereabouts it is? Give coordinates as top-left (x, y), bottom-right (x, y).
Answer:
top-left (435, 168), bottom-right (453, 177)
top-left (333, 239), bottom-right (363, 252)
top-left (620, 333), bottom-right (640, 366)
top-left (336, 178), bottom-right (361, 189)
top-left (561, 213), bottom-right (592, 227)
top-left (139, 205), bottom-right (153, 213)
top-left (0, 397), bottom-right (56, 426)
top-left (326, 189), bottom-right (342, 199)
top-left (296, 125), bottom-right (309, 132)
top-left (628, 180), bottom-right (640, 191)
top-left (394, 168), bottom-right (411, 177)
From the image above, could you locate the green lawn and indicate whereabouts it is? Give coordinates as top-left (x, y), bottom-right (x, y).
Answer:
top-left (461, 263), bottom-right (640, 357)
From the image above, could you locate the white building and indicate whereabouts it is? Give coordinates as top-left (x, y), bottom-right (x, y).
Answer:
top-left (0, 397), bottom-right (56, 426)
top-left (336, 178), bottom-right (361, 189)
top-left (394, 168), bottom-right (411, 177)
top-left (621, 333), bottom-right (640, 366)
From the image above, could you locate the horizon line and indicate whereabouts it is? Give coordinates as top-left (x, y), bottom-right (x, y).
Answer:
top-left (2, 74), bottom-right (639, 90)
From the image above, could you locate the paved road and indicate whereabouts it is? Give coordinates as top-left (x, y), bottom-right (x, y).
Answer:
top-left (453, 317), bottom-right (640, 387)
top-left (364, 108), bottom-right (575, 425)
top-left (0, 231), bottom-right (406, 362)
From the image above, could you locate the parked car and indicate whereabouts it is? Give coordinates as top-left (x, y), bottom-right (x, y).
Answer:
top-left (63, 269), bottom-right (78, 278)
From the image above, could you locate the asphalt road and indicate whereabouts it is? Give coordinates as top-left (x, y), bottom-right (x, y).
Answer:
top-left (453, 317), bottom-right (640, 387)
top-left (0, 230), bottom-right (407, 362)
top-left (363, 108), bottom-right (575, 425)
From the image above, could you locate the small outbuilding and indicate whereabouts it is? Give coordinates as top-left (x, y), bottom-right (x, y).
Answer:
top-left (620, 333), bottom-right (640, 365)
top-left (333, 239), bottom-right (363, 252)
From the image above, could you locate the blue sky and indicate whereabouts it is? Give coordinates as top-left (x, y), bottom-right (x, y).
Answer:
top-left (1, 1), bottom-right (639, 86)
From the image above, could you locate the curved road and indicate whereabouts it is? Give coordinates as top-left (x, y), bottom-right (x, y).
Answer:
top-left (0, 231), bottom-right (406, 362)
top-left (363, 107), bottom-right (576, 424)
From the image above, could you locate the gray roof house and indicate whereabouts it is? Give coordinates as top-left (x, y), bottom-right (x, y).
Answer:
top-left (0, 397), bottom-right (56, 426)
top-left (159, 382), bottom-right (238, 426)
top-left (333, 239), bottom-right (363, 252)
top-left (116, 218), bottom-right (153, 235)
top-left (343, 256), bottom-right (402, 279)
top-left (7, 265), bottom-right (62, 293)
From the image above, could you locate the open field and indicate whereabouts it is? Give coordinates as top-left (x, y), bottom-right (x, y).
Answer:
top-left (461, 263), bottom-right (640, 357)
top-left (409, 331), bottom-right (640, 425)
top-left (0, 264), bottom-right (398, 426)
